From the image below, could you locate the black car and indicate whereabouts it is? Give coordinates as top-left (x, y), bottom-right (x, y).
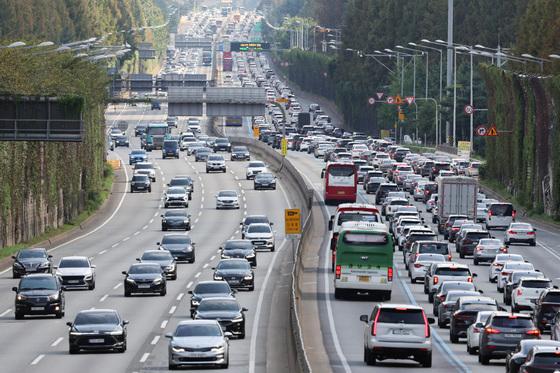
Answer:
top-left (220, 240), bottom-right (257, 267)
top-left (162, 140), bottom-right (179, 159)
top-left (168, 176), bottom-right (194, 199)
top-left (114, 134), bottom-right (129, 147)
top-left (449, 296), bottom-right (500, 342)
top-left (437, 290), bottom-right (482, 327)
top-left (213, 138), bottom-right (231, 152)
top-left (240, 215), bottom-right (272, 239)
top-left (375, 183), bottom-right (399, 205)
top-left (158, 234), bottom-right (195, 263)
top-left (151, 100), bottom-right (161, 110)
top-left (193, 297), bottom-right (247, 339)
top-left (533, 289), bottom-right (560, 331)
top-left (194, 147), bottom-right (212, 162)
top-left (213, 259), bottom-right (254, 291)
top-left (135, 124), bottom-right (147, 136)
top-left (230, 146), bottom-right (250, 161)
top-left (161, 209), bottom-right (191, 231)
top-left (67, 309), bottom-right (128, 354)
top-left (518, 345), bottom-right (560, 373)
top-left (130, 174), bottom-right (151, 193)
top-left (189, 281), bottom-right (235, 318)
top-left (137, 250), bottom-right (177, 280)
top-left (12, 248), bottom-right (52, 278)
top-left (13, 274), bottom-right (65, 319)
top-left (506, 340), bottom-right (560, 373)
top-left (254, 172), bottom-right (276, 190)
top-left (455, 230), bottom-right (491, 258)
top-left (122, 263), bottom-right (166, 297)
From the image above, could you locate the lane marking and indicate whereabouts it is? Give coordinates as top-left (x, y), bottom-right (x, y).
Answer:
top-left (123, 236), bottom-right (130, 242)
top-left (151, 336), bottom-right (160, 345)
top-left (113, 283), bottom-right (122, 290)
top-left (169, 306), bottom-right (177, 314)
top-left (186, 281), bottom-right (193, 289)
top-left (51, 337), bottom-right (64, 347)
top-left (0, 309), bottom-right (12, 317)
top-left (98, 249), bottom-right (107, 255)
top-left (111, 243), bottom-right (119, 248)
top-left (99, 294), bottom-right (109, 302)
top-left (210, 255), bottom-right (216, 261)
top-left (203, 263), bottom-right (208, 269)
top-left (160, 320), bottom-right (168, 329)
top-left (142, 225), bottom-right (148, 230)
top-left (149, 218), bottom-right (154, 224)
top-left (194, 272), bottom-right (201, 278)
top-left (133, 231), bottom-right (140, 236)
top-left (30, 355), bottom-right (45, 366)
top-left (139, 353), bottom-right (150, 363)
top-left (177, 293), bottom-right (184, 301)
top-left (154, 212), bottom-right (158, 217)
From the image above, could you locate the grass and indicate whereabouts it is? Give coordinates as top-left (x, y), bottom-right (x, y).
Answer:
top-left (0, 165), bottom-right (114, 260)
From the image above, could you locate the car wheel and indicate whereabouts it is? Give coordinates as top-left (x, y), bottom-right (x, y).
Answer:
top-left (479, 352), bottom-right (490, 365)
top-left (172, 273), bottom-right (177, 281)
top-left (56, 310), bottom-right (63, 319)
top-left (438, 318), bottom-right (446, 328)
top-left (420, 352), bottom-right (432, 368)
top-left (89, 282), bottom-right (95, 290)
top-left (221, 355), bottom-right (229, 369)
top-left (364, 347), bottom-right (376, 366)
top-left (334, 288), bottom-right (343, 299)
top-left (162, 226), bottom-right (167, 231)
top-left (169, 363), bottom-right (178, 370)
top-left (148, 187), bottom-right (152, 192)
top-left (505, 240), bottom-right (510, 245)
top-left (130, 188), bottom-right (134, 193)
top-left (270, 245), bottom-right (275, 252)
top-left (186, 224), bottom-right (191, 231)
top-left (160, 288), bottom-right (167, 296)
top-left (249, 285), bottom-right (255, 291)
top-left (411, 277), bottom-right (416, 284)
top-left (450, 331), bottom-right (459, 343)
top-left (467, 343), bottom-right (476, 355)
top-left (119, 341), bottom-right (127, 353)
top-left (531, 240), bottom-right (536, 246)
top-left (474, 259), bottom-right (479, 265)
top-left (12, 271), bottom-right (19, 279)
top-left (206, 169), bottom-right (209, 173)
top-left (124, 289), bottom-right (131, 297)
top-left (459, 252), bottom-right (465, 259)
top-left (15, 311), bottom-right (24, 320)
top-left (428, 292), bottom-right (434, 303)
top-left (69, 346), bottom-right (79, 354)
top-left (189, 194), bottom-right (192, 201)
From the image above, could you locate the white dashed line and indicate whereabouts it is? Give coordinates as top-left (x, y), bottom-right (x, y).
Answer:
top-left (210, 255), bottom-right (216, 261)
top-left (203, 263), bottom-right (208, 269)
top-left (230, 235), bottom-right (235, 240)
top-left (198, 211), bottom-right (202, 217)
top-left (139, 353), bottom-right (150, 363)
top-left (99, 294), bottom-right (109, 302)
top-left (160, 320), bottom-right (168, 329)
top-left (154, 212), bottom-right (158, 217)
top-left (186, 281), bottom-right (193, 289)
top-left (123, 237), bottom-right (130, 242)
top-left (111, 243), bottom-right (119, 248)
top-left (237, 183), bottom-right (242, 187)
top-left (201, 196), bottom-right (205, 202)
top-left (177, 293), bottom-right (184, 301)
top-left (0, 309), bottom-right (11, 317)
top-left (30, 355), bottom-right (45, 365)
top-left (149, 218), bottom-right (154, 224)
top-left (142, 225), bottom-right (148, 230)
top-left (98, 249), bottom-right (107, 255)
top-left (134, 231), bottom-right (140, 236)
top-left (51, 337), bottom-right (64, 347)
top-left (113, 283), bottom-right (122, 290)
top-left (244, 211), bottom-right (247, 215)
top-left (244, 204), bottom-right (248, 209)
top-left (151, 336), bottom-right (160, 345)
top-left (169, 306), bottom-right (177, 314)
top-left (195, 272), bottom-right (201, 278)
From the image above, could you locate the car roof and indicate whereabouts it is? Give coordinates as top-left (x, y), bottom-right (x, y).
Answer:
top-left (177, 319), bottom-right (220, 326)
top-left (60, 256), bottom-right (88, 260)
top-left (435, 262), bottom-right (469, 269)
top-left (377, 303), bottom-right (423, 310)
top-left (459, 296), bottom-right (495, 304)
top-left (77, 308), bottom-right (118, 315)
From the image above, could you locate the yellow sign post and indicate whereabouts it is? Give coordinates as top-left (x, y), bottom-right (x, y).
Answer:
top-left (253, 126), bottom-right (260, 139)
top-left (281, 137), bottom-right (288, 156)
top-left (107, 159), bottom-right (121, 170)
top-left (285, 208), bottom-right (301, 235)
top-left (276, 97), bottom-right (289, 104)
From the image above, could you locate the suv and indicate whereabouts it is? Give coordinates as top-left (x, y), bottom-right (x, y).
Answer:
top-left (440, 214), bottom-right (468, 236)
top-left (213, 138), bottom-right (231, 152)
top-left (478, 312), bottom-right (540, 365)
top-left (424, 263), bottom-right (475, 303)
top-left (12, 273), bottom-right (65, 319)
top-left (449, 296), bottom-right (500, 343)
top-left (360, 304), bottom-right (435, 367)
top-left (511, 277), bottom-right (552, 312)
top-left (436, 290), bottom-right (481, 327)
top-left (162, 140), bottom-right (179, 159)
top-left (533, 288), bottom-right (560, 332)
top-left (375, 183), bottom-right (399, 205)
top-left (206, 154), bottom-right (226, 173)
top-left (430, 161), bottom-right (451, 180)
top-left (164, 187), bottom-right (188, 208)
top-left (12, 248), bottom-right (53, 278)
top-left (408, 241), bottom-right (451, 267)
top-left (130, 174), bottom-right (151, 193)
top-left (455, 229), bottom-right (491, 258)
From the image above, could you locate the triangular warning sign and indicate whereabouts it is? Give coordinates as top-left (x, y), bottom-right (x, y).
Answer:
top-left (487, 125), bottom-right (498, 136)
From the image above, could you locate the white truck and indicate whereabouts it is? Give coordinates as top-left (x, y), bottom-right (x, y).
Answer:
top-left (433, 176), bottom-right (478, 234)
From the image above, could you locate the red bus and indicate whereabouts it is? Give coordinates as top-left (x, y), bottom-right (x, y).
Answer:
top-left (322, 162), bottom-right (358, 205)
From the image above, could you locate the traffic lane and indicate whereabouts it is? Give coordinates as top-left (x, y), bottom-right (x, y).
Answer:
top-left (128, 151), bottom-right (291, 372)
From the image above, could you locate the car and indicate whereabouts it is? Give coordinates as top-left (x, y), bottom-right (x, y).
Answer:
top-left (506, 340), bottom-right (560, 373)
top-left (246, 161), bottom-right (267, 179)
top-left (122, 263), bottom-right (166, 297)
top-left (504, 271), bottom-right (544, 305)
top-left (114, 134), bottom-right (129, 147)
top-left (455, 229), bottom-right (491, 258)
top-left (134, 162), bottom-right (156, 181)
top-left (193, 297), bottom-right (248, 339)
top-left (220, 240), bottom-right (257, 267)
top-left (161, 209), bottom-right (191, 231)
top-left (478, 312), bottom-right (540, 365)
top-left (67, 309), bottom-right (128, 354)
top-left (408, 253), bottom-right (447, 283)
top-left (54, 256), bottom-right (96, 290)
top-left (186, 141), bottom-right (206, 156)
top-left (360, 303), bottom-right (435, 367)
top-left (446, 219), bottom-right (471, 243)
top-left (240, 215), bottom-right (272, 238)
top-left (254, 172), bottom-right (276, 190)
top-left (188, 281), bottom-right (236, 318)
top-left (187, 118), bottom-right (201, 133)
top-left (12, 248), bottom-right (52, 278)
top-left (130, 174), bottom-right (151, 193)
top-left (216, 190), bottom-right (240, 209)
top-left (135, 124), bottom-right (147, 136)
top-left (230, 146), bottom-right (250, 161)
top-left (505, 222), bottom-right (537, 246)
top-left (473, 238), bottom-right (508, 265)
top-left (449, 296), bottom-right (500, 343)
top-left (151, 100), bottom-right (161, 110)
top-left (437, 290), bottom-right (482, 327)
top-left (213, 259), bottom-right (254, 291)
top-left (518, 345), bottom-right (560, 373)
top-left (407, 241), bottom-right (452, 266)
top-left (425, 262), bottom-right (475, 302)
top-left (168, 176), bottom-right (194, 199)
top-left (512, 277), bottom-right (553, 312)
top-left (533, 288), bottom-right (560, 332)
top-left (12, 273), bottom-right (65, 319)
top-left (137, 250), bottom-right (177, 280)
top-left (162, 140), bottom-right (180, 159)
top-left (158, 234), bottom-right (195, 263)
top-left (194, 147), bottom-right (213, 162)
top-left (498, 261), bottom-right (535, 292)
top-left (432, 280), bottom-right (477, 316)
top-left (128, 149), bottom-right (148, 165)
top-left (166, 320), bottom-right (230, 370)
top-left (166, 116), bottom-right (178, 128)
top-left (365, 177), bottom-right (386, 194)
top-left (109, 127), bottom-right (123, 140)
top-left (244, 223), bottom-right (275, 251)
top-left (466, 311), bottom-right (494, 355)
top-left (206, 154), bottom-right (226, 173)
top-left (441, 215), bottom-right (469, 238)
top-left (489, 253), bottom-right (525, 282)
top-left (213, 137), bottom-right (231, 152)
top-left (164, 186), bottom-right (189, 208)
top-left (375, 183), bottom-right (399, 205)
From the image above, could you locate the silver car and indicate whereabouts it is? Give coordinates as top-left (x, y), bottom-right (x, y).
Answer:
top-left (166, 320), bottom-right (230, 369)
top-left (54, 256), bottom-right (96, 290)
top-left (473, 238), bottom-right (508, 265)
top-left (466, 311), bottom-right (493, 355)
top-left (408, 253), bottom-right (447, 283)
top-left (216, 190), bottom-right (240, 209)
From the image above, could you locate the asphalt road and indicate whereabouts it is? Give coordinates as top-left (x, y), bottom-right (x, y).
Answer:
top-left (0, 103), bottom-right (295, 373)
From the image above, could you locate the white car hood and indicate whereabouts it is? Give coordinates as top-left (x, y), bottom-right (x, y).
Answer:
top-left (56, 268), bottom-right (92, 276)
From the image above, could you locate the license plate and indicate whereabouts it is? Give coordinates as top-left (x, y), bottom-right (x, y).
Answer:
top-left (359, 276), bottom-right (369, 283)
top-left (89, 339), bottom-right (104, 344)
top-left (505, 333), bottom-right (521, 338)
top-left (393, 329), bottom-right (410, 335)
top-left (68, 280), bottom-right (80, 284)
top-left (138, 284), bottom-right (151, 289)
top-left (31, 307), bottom-right (44, 311)
top-left (189, 353), bottom-right (207, 358)
top-left (137, 186), bottom-right (145, 189)
top-left (337, 191), bottom-right (345, 195)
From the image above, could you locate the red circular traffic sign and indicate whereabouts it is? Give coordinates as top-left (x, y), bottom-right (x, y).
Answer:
top-left (367, 97), bottom-right (375, 105)
top-left (475, 125), bottom-right (487, 136)
top-left (464, 105), bottom-right (474, 115)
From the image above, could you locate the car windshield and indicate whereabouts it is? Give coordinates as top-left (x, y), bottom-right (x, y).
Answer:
top-left (208, 156), bottom-right (224, 161)
top-left (417, 242), bottom-right (449, 254)
top-left (129, 265), bottom-right (160, 274)
top-left (479, 239), bottom-right (502, 246)
top-left (491, 316), bottom-right (534, 328)
top-left (466, 232), bottom-right (490, 240)
top-left (249, 162), bottom-right (265, 168)
top-left (224, 241), bottom-right (253, 250)
top-left (441, 282), bottom-right (476, 294)
top-left (170, 178), bottom-right (192, 186)
top-left (142, 252), bottom-right (172, 261)
top-left (219, 191), bottom-right (237, 197)
top-left (435, 267), bottom-right (470, 276)
top-left (543, 293), bottom-right (560, 302)
top-left (164, 210), bottom-right (187, 217)
top-left (75, 312), bottom-right (119, 325)
top-left (377, 308), bottom-right (424, 324)
top-left (496, 254), bottom-right (524, 262)
top-left (162, 236), bottom-right (191, 244)
top-left (504, 263), bottom-right (533, 271)
top-left (417, 254), bottom-right (445, 262)
top-left (198, 300), bottom-right (239, 312)
top-left (131, 150), bottom-right (145, 155)
top-left (18, 250), bottom-right (46, 259)
top-left (175, 324), bottom-right (222, 337)
top-left (217, 261), bottom-right (250, 270)
top-left (338, 212), bottom-right (379, 224)
top-left (533, 353), bottom-right (560, 365)
top-left (446, 291), bottom-right (479, 302)
top-left (135, 163), bottom-right (153, 170)
top-left (522, 279), bottom-right (551, 288)
top-left (59, 259), bottom-right (89, 268)
top-left (510, 223), bottom-right (532, 230)
top-left (20, 276), bottom-right (57, 290)
top-left (489, 204), bottom-right (514, 216)
top-left (195, 283), bottom-right (231, 294)
top-left (167, 187), bottom-right (185, 194)
top-left (132, 175), bottom-right (148, 181)
top-left (248, 225), bottom-right (271, 233)
top-left (461, 302), bottom-right (497, 311)
top-left (256, 173), bottom-right (274, 180)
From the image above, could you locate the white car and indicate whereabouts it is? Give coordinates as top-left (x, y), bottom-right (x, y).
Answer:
top-left (134, 162), bottom-right (156, 181)
top-left (408, 253), bottom-right (447, 283)
top-left (244, 223), bottom-right (275, 251)
top-left (511, 277), bottom-right (552, 312)
top-left (505, 222), bottom-right (537, 246)
top-left (164, 186), bottom-right (189, 208)
top-left (206, 154), bottom-right (226, 173)
top-left (187, 118), bottom-right (201, 133)
top-left (55, 256), bottom-right (96, 290)
top-left (215, 190), bottom-right (239, 210)
top-left (246, 161), bottom-right (267, 180)
top-left (466, 311), bottom-right (493, 355)
top-left (497, 261), bottom-right (535, 292)
top-left (425, 262), bottom-right (474, 302)
top-left (489, 253), bottom-right (525, 282)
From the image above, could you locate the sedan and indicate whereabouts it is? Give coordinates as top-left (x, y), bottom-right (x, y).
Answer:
top-left (466, 311), bottom-right (493, 355)
top-left (194, 297), bottom-right (248, 339)
top-left (161, 209), bottom-right (191, 231)
top-left (213, 259), bottom-right (255, 291)
top-left (505, 222), bottom-right (537, 246)
top-left (158, 234), bottom-right (195, 263)
top-left (128, 149), bottom-right (147, 165)
top-left (437, 290), bottom-right (482, 327)
top-left (240, 215), bottom-right (272, 239)
top-left (506, 340), bottom-right (560, 373)
top-left (114, 134), bottom-right (129, 147)
top-left (122, 263), bottom-right (166, 296)
top-left (254, 172), bottom-right (276, 190)
top-left (244, 223), bottom-right (275, 251)
top-left (164, 186), bottom-right (189, 208)
top-left (473, 238), bottom-right (508, 265)
top-left (194, 147), bottom-right (212, 162)
top-left (450, 296), bottom-right (500, 343)
top-left (67, 309), bottom-right (128, 354)
top-left (408, 253), bottom-right (447, 283)
top-left (220, 240), bottom-right (257, 267)
top-left (166, 320), bottom-right (230, 370)
top-left (12, 248), bottom-right (52, 278)
top-left (216, 190), bottom-right (240, 209)
top-left (246, 161), bottom-right (267, 179)
top-left (55, 256), bottom-right (96, 290)
top-left (137, 250), bottom-right (177, 280)
top-left (13, 273), bottom-right (65, 319)
top-left (230, 146), bottom-right (250, 161)
top-left (188, 281), bottom-right (235, 318)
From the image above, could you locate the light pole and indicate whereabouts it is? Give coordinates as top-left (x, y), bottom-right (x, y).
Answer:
top-left (521, 53), bottom-right (551, 72)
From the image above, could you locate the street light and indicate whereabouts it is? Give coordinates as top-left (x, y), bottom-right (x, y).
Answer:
top-left (549, 54), bottom-right (560, 59)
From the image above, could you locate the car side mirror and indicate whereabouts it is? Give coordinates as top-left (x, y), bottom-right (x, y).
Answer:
top-left (48, 255), bottom-right (53, 258)
top-left (157, 242), bottom-right (161, 246)
top-left (136, 258), bottom-right (141, 262)
top-left (12, 287), bottom-right (18, 292)
top-left (165, 333), bottom-right (173, 339)
top-left (270, 222), bottom-right (274, 226)
top-left (66, 322), bottom-right (73, 327)
top-left (478, 290), bottom-right (484, 294)
top-left (11, 256), bottom-right (16, 259)
top-left (554, 286), bottom-right (559, 289)
top-left (242, 307), bottom-right (248, 312)
top-left (534, 228), bottom-right (537, 232)
top-left (224, 332), bottom-right (233, 338)
top-left (188, 290), bottom-right (193, 294)
top-left (427, 317), bottom-right (436, 324)
top-left (475, 322), bottom-right (484, 328)
top-left (211, 267), bottom-right (216, 270)
top-left (122, 271), bottom-right (127, 275)
top-left (123, 320), bottom-right (129, 325)
top-left (360, 314), bottom-right (368, 323)
top-left (91, 265), bottom-right (96, 269)
top-left (472, 273), bottom-right (478, 277)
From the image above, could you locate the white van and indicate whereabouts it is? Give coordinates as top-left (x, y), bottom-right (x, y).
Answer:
top-left (485, 202), bottom-right (515, 230)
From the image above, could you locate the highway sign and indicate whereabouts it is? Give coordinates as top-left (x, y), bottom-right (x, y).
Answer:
top-left (376, 92), bottom-right (384, 100)
top-left (405, 96), bottom-right (415, 105)
top-left (367, 97), bottom-right (375, 105)
top-left (475, 125), bottom-right (487, 136)
top-left (281, 137), bottom-right (288, 156)
top-left (398, 111), bottom-right (406, 121)
top-left (394, 95), bottom-right (403, 105)
top-left (457, 141), bottom-right (471, 158)
top-left (276, 97), bottom-right (289, 103)
top-left (253, 126), bottom-right (260, 138)
top-left (464, 105), bottom-right (475, 115)
top-left (386, 96), bottom-right (395, 104)
top-left (487, 125), bottom-right (498, 136)
top-left (285, 208), bottom-right (301, 235)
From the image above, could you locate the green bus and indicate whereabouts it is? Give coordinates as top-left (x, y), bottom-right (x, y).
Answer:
top-left (143, 123), bottom-right (169, 151)
top-left (334, 221), bottom-right (394, 300)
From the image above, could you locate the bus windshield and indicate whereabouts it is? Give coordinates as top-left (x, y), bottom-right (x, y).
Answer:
top-left (146, 125), bottom-right (167, 136)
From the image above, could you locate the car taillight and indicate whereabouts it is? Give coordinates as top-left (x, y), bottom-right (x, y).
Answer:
top-left (526, 329), bottom-right (540, 336)
top-left (502, 271), bottom-right (511, 276)
top-left (387, 267), bottom-right (393, 281)
top-left (422, 311), bottom-right (431, 337)
top-left (438, 294), bottom-right (446, 301)
top-left (476, 246), bottom-right (483, 252)
top-left (517, 288), bottom-right (523, 296)
top-left (500, 247), bottom-right (508, 253)
top-left (447, 255), bottom-right (452, 260)
top-left (371, 308), bottom-right (381, 336)
top-left (488, 211), bottom-right (493, 217)
top-left (452, 227), bottom-right (460, 231)
top-left (425, 190), bottom-right (429, 195)
top-left (485, 327), bottom-right (501, 334)
top-left (508, 230), bottom-right (516, 235)
top-left (414, 263), bottom-right (423, 268)
top-left (467, 277), bottom-right (473, 283)
top-left (335, 265), bottom-right (341, 279)
top-left (527, 231), bottom-right (535, 235)
top-left (433, 276), bottom-right (439, 284)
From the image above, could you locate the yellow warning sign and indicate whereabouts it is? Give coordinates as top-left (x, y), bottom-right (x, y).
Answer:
top-left (253, 126), bottom-right (260, 139)
top-left (487, 125), bottom-right (498, 137)
top-left (276, 97), bottom-right (289, 103)
top-left (285, 208), bottom-right (301, 235)
top-left (281, 137), bottom-right (288, 156)
top-left (394, 95), bottom-right (403, 105)
top-left (107, 159), bottom-right (121, 170)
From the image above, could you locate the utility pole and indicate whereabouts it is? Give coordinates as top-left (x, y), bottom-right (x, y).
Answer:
top-left (446, 0), bottom-right (454, 145)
